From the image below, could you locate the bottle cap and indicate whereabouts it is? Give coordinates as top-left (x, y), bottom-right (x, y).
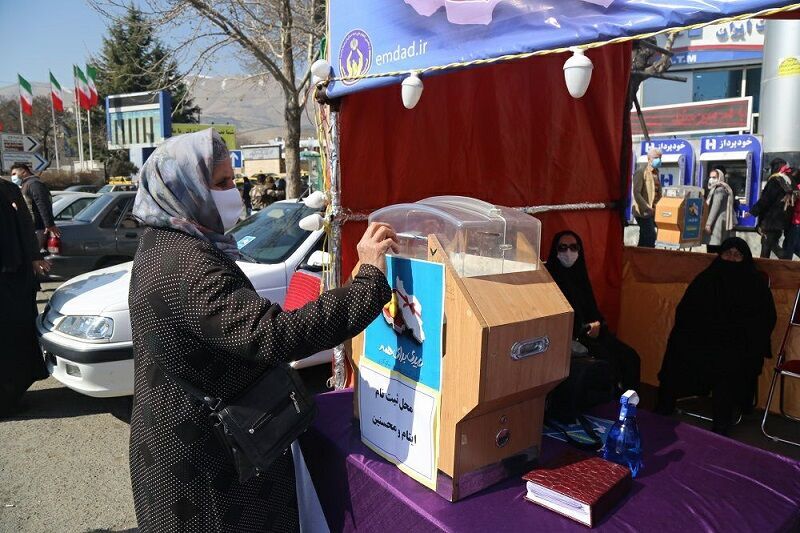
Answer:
top-left (620, 390), bottom-right (639, 406)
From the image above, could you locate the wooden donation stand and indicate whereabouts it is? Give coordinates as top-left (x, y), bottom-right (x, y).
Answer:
top-left (655, 186), bottom-right (707, 250)
top-left (351, 196), bottom-right (572, 502)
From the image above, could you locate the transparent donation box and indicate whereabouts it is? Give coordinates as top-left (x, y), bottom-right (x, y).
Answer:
top-left (353, 197), bottom-right (573, 501)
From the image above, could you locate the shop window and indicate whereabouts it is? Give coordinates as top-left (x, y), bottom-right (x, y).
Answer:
top-left (745, 67), bottom-right (762, 113)
top-left (692, 70), bottom-right (743, 102)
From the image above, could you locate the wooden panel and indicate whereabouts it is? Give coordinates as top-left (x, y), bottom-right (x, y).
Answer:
top-left (461, 270), bottom-right (573, 327)
top-left (618, 246), bottom-right (800, 416)
top-left (455, 396), bottom-right (545, 476)
top-left (428, 235), bottom-right (487, 476)
top-left (483, 315), bottom-right (572, 403)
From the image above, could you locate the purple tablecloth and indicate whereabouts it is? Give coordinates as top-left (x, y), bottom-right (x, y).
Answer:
top-left (300, 389), bottom-right (800, 532)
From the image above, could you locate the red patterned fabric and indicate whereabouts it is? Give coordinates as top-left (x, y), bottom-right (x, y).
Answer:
top-left (338, 43), bottom-right (632, 329)
top-left (284, 270), bottom-right (322, 311)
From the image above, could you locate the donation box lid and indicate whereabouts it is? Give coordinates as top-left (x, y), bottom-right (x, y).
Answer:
top-left (369, 196), bottom-right (542, 278)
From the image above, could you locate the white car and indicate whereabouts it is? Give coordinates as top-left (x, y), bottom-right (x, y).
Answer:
top-left (52, 192), bottom-right (99, 221)
top-left (37, 200), bottom-right (327, 398)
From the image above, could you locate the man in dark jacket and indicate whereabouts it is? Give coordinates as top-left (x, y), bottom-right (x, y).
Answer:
top-left (750, 158), bottom-right (792, 259)
top-left (10, 163), bottom-right (61, 250)
top-left (239, 176), bottom-right (252, 217)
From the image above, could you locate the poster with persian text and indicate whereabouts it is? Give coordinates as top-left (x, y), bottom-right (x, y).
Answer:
top-left (359, 256), bottom-right (445, 490)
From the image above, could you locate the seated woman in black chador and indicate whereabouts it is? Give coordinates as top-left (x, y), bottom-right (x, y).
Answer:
top-left (656, 237), bottom-right (776, 434)
top-left (546, 231), bottom-right (641, 392)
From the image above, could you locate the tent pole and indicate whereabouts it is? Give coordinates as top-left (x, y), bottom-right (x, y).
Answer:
top-left (328, 109), bottom-right (347, 390)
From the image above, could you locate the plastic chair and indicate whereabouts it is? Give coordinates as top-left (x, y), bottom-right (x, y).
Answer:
top-left (675, 270), bottom-right (771, 425)
top-left (761, 288), bottom-right (800, 448)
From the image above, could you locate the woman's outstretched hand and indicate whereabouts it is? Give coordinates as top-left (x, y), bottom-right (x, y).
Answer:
top-left (357, 223), bottom-right (399, 273)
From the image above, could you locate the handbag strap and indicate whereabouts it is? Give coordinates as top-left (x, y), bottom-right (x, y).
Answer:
top-left (544, 415), bottom-right (604, 452)
top-left (149, 356), bottom-right (222, 412)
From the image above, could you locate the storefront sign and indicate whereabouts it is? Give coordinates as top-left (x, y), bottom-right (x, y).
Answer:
top-left (631, 97), bottom-right (752, 137)
top-left (172, 123), bottom-right (237, 150)
top-left (241, 145), bottom-right (281, 161)
top-left (359, 256), bottom-right (445, 489)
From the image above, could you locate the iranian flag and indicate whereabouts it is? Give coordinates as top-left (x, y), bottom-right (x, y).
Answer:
top-left (50, 71), bottom-right (64, 112)
top-left (18, 74), bottom-right (33, 116)
top-left (86, 64), bottom-right (98, 107)
top-left (74, 65), bottom-right (91, 110)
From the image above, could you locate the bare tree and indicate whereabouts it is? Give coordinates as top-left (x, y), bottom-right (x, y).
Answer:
top-left (91, 0), bottom-right (325, 198)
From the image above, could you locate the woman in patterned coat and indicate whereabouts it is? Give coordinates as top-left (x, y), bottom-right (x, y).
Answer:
top-left (128, 129), bottom-right (396, 532)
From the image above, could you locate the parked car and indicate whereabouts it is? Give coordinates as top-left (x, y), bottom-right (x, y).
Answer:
top-left (64, 184), bottom-right (101, 193)
top-left (98, 183), bottom-right (137, 193)
top-left (46, 192), bottom-right (142, 280)
top-left (52, 192), bottom-right (99, 222)
top-left (37, 200), bottom-right (327, 397)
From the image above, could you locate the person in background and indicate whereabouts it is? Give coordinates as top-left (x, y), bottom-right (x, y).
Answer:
top-left (250, 173), bottom-right (268, 211)
top-left (704, 165), bottom-right (735, 254)
top-left (10, 162), bottom-right (61, 251)
top-left (239, 175), bottom-right (252, 217)
top-left (783, 168), bottom-right (800, 259)
top-left (274, 175), bottom-right (287, 200)
top-left (547, 231), bottom-right (641, 392)
top-left (632, 147), bottom-right (662, 248)
top-left (750, 158), bottom-right (793, 259)
top-left (0, 177), bottom-right (50, 417)
top-left (655, 238), bottom-right (775, 435)
top-left (128, 129), bottom-right (396, 532)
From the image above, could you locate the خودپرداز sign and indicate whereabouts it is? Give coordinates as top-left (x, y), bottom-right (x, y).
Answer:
top-left (359, 255), bottom-right (445, 490)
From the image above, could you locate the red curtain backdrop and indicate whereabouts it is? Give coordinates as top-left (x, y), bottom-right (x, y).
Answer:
top-left (338, 43), bottom-right (632, 328)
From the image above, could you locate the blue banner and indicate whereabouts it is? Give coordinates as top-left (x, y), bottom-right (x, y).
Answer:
top-left (328, 0), bottom-right (792, 97)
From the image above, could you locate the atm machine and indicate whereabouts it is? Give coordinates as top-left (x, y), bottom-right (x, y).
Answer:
top-left (627, 139), bottom-right (695, 222)
top-left (696, 134), bottom-right (763, 229)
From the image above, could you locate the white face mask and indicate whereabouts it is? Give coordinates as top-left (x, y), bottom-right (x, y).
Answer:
top-left (557, 250), bottom-right (579, 268)
top-left (210, 187), bottom-right (243, 231)
top-left (11, 176), bottom-right (22, 186)
top-left (708, 177), bottom-right (719, 187)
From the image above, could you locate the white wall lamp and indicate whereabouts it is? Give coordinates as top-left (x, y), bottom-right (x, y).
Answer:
top-left (311, 59), bottom-right (332, 85)
top-left (402, 72), bottom-right (424, 109)
top-left (302, 190), bottom-right (328, 210)
top-left (299, 212), bottom-right (326, 232)
top-left (563, 48), bottom-right (594, 99)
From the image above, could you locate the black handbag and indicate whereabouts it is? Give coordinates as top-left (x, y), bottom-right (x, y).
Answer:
top-left (153, 359), bottom-right (317, 482)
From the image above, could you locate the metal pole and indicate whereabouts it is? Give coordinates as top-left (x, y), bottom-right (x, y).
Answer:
top-left (328, 109), bottom-right (348, 390)
top-left (87, 108), bottom-right (93, 165)
top-left (50, 93), bottom-right (61, 170)
top-left (74, 105), bottom-right (84, 171)
top-left (18, 85), bottom-right (25, 135)
top-left (632, 94), bottom-right (651, 143)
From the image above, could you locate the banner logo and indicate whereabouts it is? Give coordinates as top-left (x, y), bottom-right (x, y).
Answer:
top-left (339, 29), bottom-right (373, 85)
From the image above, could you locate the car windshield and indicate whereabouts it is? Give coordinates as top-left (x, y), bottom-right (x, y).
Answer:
top-left (74, 194), bottom-right (117, 222)
top-left (229, 203), bottom-right (317, 264)
top-left (98, 185), bottom-right (113, 193)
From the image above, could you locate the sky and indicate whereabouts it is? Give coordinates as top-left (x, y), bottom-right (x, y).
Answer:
top-left (0, 0), bottom-right (243, 93)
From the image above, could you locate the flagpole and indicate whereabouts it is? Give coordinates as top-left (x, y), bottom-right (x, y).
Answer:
top-left (17, 83), bottom-right (25, 135)
top-left (73, 69), bottom-right (85, 171)
top-left (87, 108), bottom-right (93, 165)
top-left (50, 93), bottom-right (61, 170)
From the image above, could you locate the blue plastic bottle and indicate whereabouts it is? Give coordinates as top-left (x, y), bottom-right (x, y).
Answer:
top-left (602, 390), bottom-right (643, 478)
